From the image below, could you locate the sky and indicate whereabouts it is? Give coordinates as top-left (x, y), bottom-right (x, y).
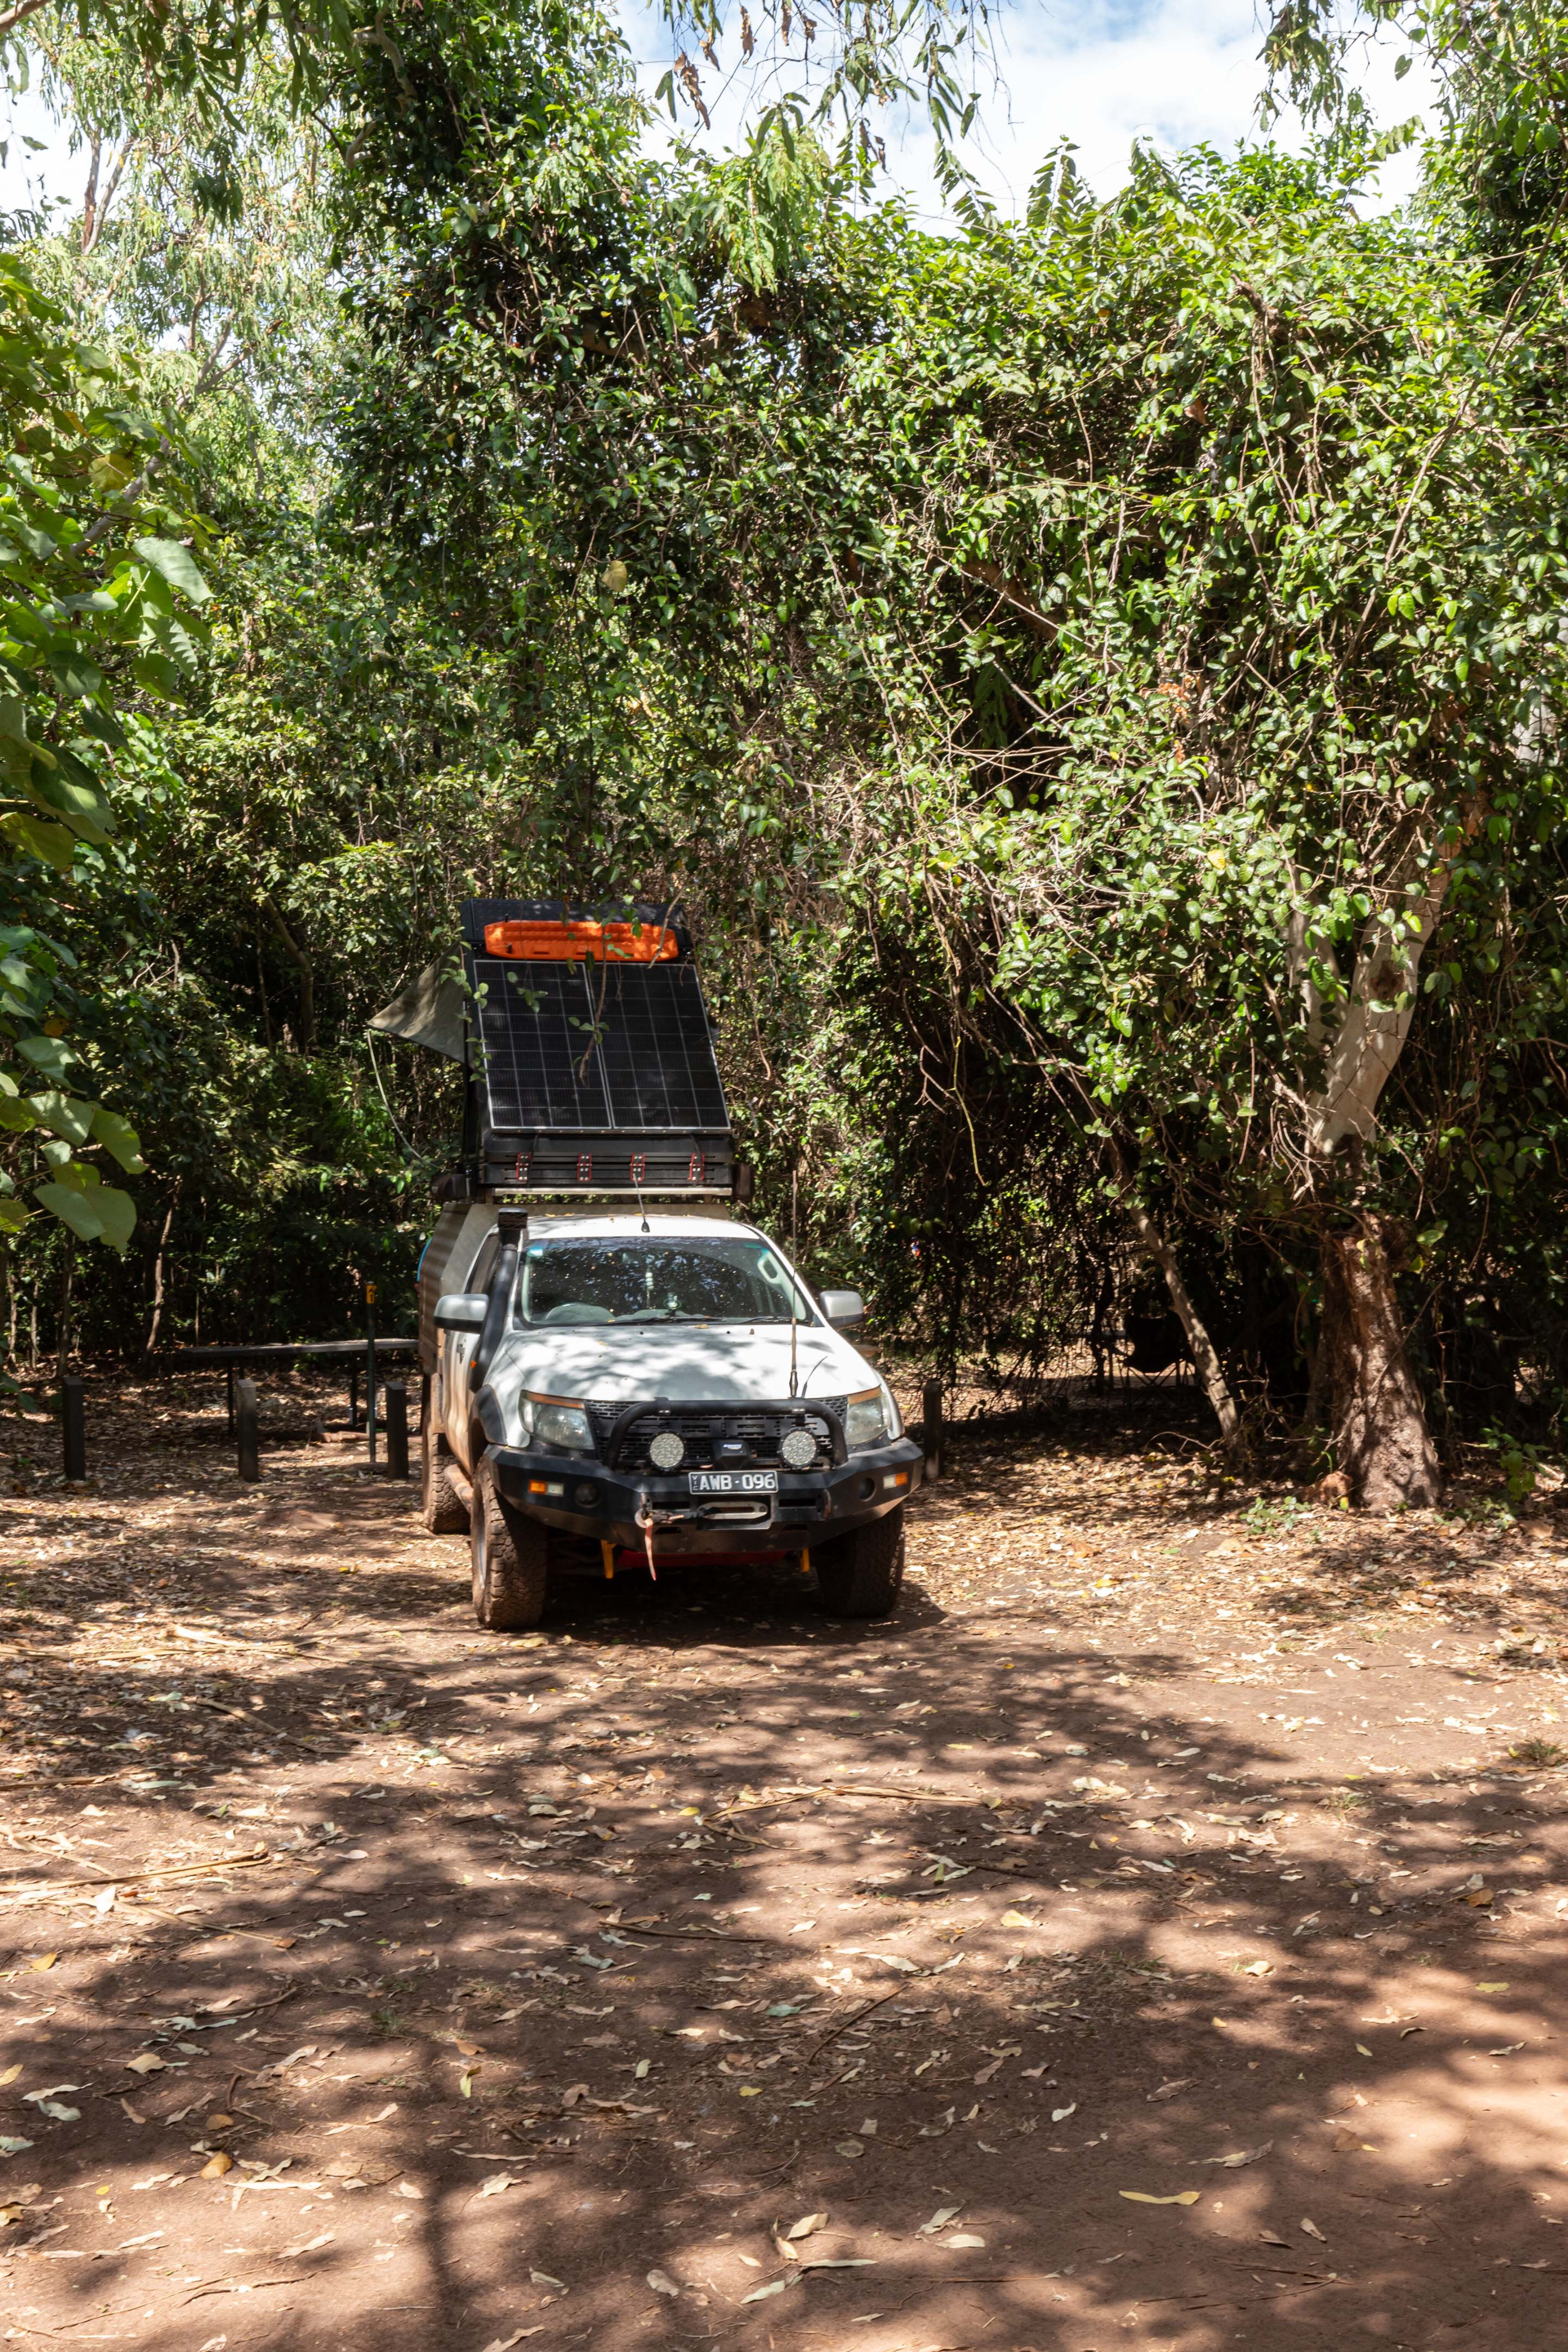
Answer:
top-left (0, 0), bottom-right (1437, 227)
top-left (617, 0), bottom-right (1438, 223)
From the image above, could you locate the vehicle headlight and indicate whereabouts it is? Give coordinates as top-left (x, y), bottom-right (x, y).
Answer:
top-left (521, 1393), bottom-right (593, 1455)
top-left (845, 1384), bottom-right (898, 1450)
top-left (779, 1425), bottom-right (818, 1470)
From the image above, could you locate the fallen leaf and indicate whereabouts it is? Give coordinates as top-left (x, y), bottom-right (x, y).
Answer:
top-left (742, 2279), bottom-right (788, 2303)
top-left (1121, 2191), bottom-right (1201, 2207)
top-left (787, 2212), bottom-right (828, 2241)
top-left (280, 2232), bottom-right (334, 2258)
top-left (918, 2206), bottom-right (962, 2235)
top-left (1477, 1982), bottom-right (1511, 1993)
top-left (1355, 2043), bottom-right (1373, 2058)
top-left (395, 2182), bottom-right (425, 2200)
top-left (125, 2054), bottom-right (165, 2076)
top-left (482, 2332), bottom-right (546, 2351)
top-left (1200, 2142), bottom-right (1272, 2169)
top-left (199, 2153), bottom-right (233, 2179)
top-left (1148, 2079), bottom-right (1191, 2101)
top-left (836, 2139), bottom-right (864, 2158)
top-left (942, 2232), bottom-right (986, 2248)
top-left (326, 2159), bottom-right (399, 2186)
top-left (646, 2269), bottom-right (680, 2296)
top-left (529, 2269), bottom-right (563, 2288)
top-left (1051, 2104), bottom-right (1077, 2123)
top-left (1243, 1960), bottom-right (1272, 1976)
top-left (1000, 1911), bottom-right (1035, 1929)
top-left (28, 1955), bottom-right (57, 1973)
top-left (477, 2175), bottom-right (517, 2200)
top-left (0, 2138), bottom-right (34, 2156)
top-left (801, 2257), bottom-right (876, 2269)
top-left (1301, 2218), bottom-right (1326, 2242)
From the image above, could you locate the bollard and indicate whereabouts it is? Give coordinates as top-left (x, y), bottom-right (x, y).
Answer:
top-left (922, 1377), bottom-right (944, 1485)
top-left (236, 1376), bottom-right (260, 1482)
top-left (62, 1375), bottom-right (86, 1482)
top-left (384, 1379), bottom-right (409, 1480)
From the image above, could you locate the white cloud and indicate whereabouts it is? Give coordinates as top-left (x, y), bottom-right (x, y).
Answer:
top-left (619, 0), bottom-right (1438, 222)
top-left (0, 2), bottom-right (1438, 230)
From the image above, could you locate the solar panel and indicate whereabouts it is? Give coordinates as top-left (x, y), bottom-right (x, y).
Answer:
top-left (472, 956), bottom-right (728, 1135)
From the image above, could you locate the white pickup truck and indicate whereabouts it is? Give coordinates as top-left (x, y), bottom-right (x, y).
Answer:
top-left (419, 1204), bottom-right (922, 1628)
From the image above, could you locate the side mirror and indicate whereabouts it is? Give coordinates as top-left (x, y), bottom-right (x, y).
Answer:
top-left (820, 1288), bottom-right (866, 1329)
top-left (434, 1291), bottom-right (488, 1331)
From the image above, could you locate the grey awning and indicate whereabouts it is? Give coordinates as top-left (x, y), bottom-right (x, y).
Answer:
top-left (369, 960), bottom-right (467, 1061)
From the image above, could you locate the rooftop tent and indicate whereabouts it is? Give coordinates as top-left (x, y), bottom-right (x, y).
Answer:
top-left (379, 900), bottom-right (735, 1200)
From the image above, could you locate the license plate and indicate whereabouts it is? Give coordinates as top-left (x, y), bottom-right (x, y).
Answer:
top-left (688, 1470), bottom-right (778, 1494)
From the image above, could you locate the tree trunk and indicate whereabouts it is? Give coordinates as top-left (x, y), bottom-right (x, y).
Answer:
top-left (260, 896), bottom-right (314, 1050)
top-left (1319, 1217), bottom-right (1441, 1508)
top-left (1122, 1192), bottom-right (1242, 1457)
top-left (144, 1189), bottom-right (178, 1357)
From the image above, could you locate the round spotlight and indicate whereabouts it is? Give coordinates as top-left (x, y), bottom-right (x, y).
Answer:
top-left (780, 1426), bottom-right (817, 1470)
top-left (649, 1429), bottom-right (685, 1471)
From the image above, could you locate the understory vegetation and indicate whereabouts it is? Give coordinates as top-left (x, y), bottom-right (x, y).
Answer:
top-left (2, 0), bottom-right (1568, 1503)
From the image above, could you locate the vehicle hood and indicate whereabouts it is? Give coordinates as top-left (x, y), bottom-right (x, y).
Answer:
top-left (495, 1321), bottom-right (878, 1404)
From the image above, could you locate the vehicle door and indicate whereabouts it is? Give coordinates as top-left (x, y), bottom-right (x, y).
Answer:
top-left (443, 1228), bottom-right (500, 1471)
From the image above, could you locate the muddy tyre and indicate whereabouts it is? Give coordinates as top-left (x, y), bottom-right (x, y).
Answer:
top-left (421, 1416), bottom-right (469, 1535)
top-left (471, 1454), bottom-right (549, 1630)
top-left (814, 1506), bottom-right (905, 1619)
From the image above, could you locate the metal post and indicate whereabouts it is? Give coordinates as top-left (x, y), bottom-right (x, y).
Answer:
top-left (236, 1377), bottom-right (260, 1482)
top-left (365, 1281), bottom-right (378, 1469)
top-left (62, 1375), bottom-right (85, 1482)
top-left (384, 1379), bottom-right (408, 1480)
top-left (348, 1361), bottom-right (359, 1432)
top-left (922, 1378), bottom-right (944, 1485)
top-left (226, 1362), bottom-right (235, 1434)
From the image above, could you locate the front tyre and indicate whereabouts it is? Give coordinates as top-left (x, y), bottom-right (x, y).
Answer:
top-left (470, 1454), bottom-right (549, 1630)
top-left (813, 1506), bottom-right (905, 1620)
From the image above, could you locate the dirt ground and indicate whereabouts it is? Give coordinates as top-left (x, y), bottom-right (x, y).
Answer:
top-left (4, 1373), bottom-right (1568, 2352)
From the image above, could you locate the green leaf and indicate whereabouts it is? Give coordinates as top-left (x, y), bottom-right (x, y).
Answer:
top-left (35, 1175), bottom-right (134, 1251)
top-left (34, 1178), bottom-right (108, 1243)
top-left (132, 536), bottom-right (212, 605)
top-left (29, 750), bottom-right (115, 843)
top-left (27, 1091), bottom-right (93, 1145)
top-left (0, 811), bottom-right (77, 871)
top-left (15, 1033), bottom-right (77, 1081)
top-left (44, 648), bottom-right (106, 698)
top-left (90, 1105), bottom-right (145, 1172)
top-left (91, 1183), bottom-right (136, 1251)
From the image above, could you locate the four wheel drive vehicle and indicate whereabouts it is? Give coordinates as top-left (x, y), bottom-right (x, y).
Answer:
top-left (372, 897), bottom-right (923, 1632)
top-left (420, 1203), bottom-right (921, 1629)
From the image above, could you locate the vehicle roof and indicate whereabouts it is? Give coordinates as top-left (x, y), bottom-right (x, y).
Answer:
top-left (520, 1210), bottom-right (765, 1243)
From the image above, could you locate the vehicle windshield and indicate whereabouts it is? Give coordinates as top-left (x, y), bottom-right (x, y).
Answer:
top-left (515, 1239), bottom-right (817, 1328)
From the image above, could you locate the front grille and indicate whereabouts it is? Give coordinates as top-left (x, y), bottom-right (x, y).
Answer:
top-left (586, 1398), bottom-right (846, 1474)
